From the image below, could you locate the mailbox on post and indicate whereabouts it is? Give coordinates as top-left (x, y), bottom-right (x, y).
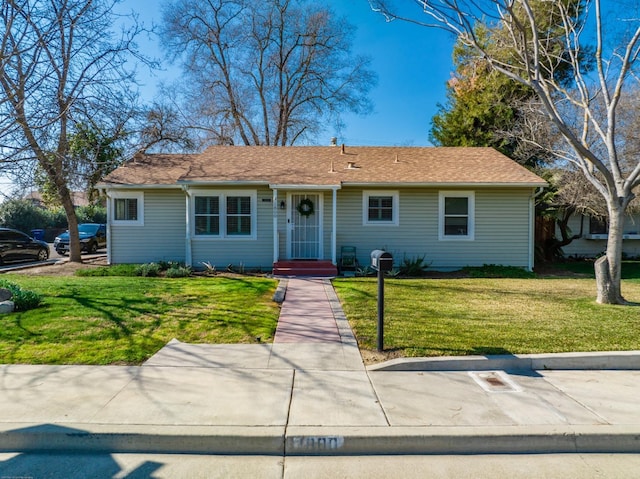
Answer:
top-left (370, 250), bottom-right (393, 272)
top-left (370, 250), bottom-right (393, 352)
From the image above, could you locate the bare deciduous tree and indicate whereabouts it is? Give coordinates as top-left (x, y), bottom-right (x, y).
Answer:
top-left (161, 0), bottom-right (376, 146)
top-left (371, 0), bottom-right (640, 304)
top-left (0, 0), bottom-right (141, 262)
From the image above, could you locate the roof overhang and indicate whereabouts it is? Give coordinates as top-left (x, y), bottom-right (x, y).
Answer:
top-left (178, 180), bottom-right (268, 187)
top-left (97, 183), bottom-right (182, 190)
top-left (269, 184), bottom-right (342, 190)
top-left (342, 182), bottom-right (547, 188)
top-left (98, 180), bottom-right (547, 190)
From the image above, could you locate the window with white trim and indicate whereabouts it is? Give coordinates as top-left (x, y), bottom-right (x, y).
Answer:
top-left (111, 192), bottom-right (144, 226)
top-left (192, 191), bottom-right (256, 239)
top-left (363, 191), bottom-right (399, 226)
top-left (226, 196), bottom-right (252, 235)
top-left (195, 196), bottom-right (220, 235)
top-left (439, 191), bottom-right (474, 240)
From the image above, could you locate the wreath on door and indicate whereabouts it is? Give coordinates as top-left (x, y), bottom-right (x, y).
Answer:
top-left (296, 198), bottom-right (315, 217)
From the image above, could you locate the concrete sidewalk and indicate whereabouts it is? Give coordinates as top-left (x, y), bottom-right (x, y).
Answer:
top-left (0, 278), bottom-right (638, 457)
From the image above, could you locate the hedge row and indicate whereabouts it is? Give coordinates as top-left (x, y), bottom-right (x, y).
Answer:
top-left (0, 199), bottom-right (106, 234)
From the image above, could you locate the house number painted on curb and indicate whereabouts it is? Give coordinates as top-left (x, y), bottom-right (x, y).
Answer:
top-left (290, 436), bottom-right (345, 451)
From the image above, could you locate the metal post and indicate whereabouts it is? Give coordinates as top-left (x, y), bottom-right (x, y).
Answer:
top-left (377, 267), bottom-right (384, 352)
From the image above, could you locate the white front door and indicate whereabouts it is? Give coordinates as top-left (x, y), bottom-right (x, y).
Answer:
top-left (288, 193), bottom-right (322, 259)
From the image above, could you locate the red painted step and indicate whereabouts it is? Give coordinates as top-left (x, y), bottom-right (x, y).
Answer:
top-left (273, 260), bottom-right (338, 277)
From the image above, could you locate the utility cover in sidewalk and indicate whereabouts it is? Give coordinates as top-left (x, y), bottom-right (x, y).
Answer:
top-left (468, 371), bottom-right (522, 393)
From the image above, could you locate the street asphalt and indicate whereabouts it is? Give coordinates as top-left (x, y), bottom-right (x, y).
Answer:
top-left (0, 276), bottom-right (638, 478)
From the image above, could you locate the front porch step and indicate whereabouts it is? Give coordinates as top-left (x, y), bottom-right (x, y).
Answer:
top-left (273, 260), bottom-right (338, 277)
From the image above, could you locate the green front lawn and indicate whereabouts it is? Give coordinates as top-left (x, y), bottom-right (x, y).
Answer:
top-left (548, 260), bottom-right (640, 278)
top-left (0, 275), bottom-right (279, 365)
top-left (333, 277), bottom-right (640, 358)
top-left (3, 264), bottom-right (640, 366)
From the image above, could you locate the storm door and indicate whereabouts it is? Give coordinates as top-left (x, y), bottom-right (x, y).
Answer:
top-left (288, 193), bottom-right (322, 259)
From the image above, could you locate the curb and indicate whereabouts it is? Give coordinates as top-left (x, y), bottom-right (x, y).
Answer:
top-left (368, 351), bottom-right (640, 372)
top-left (0, 424), bottom-right (638, 456)
top-left (272, 278), bottom-right (288, 303)
top-left (0, 259), bottom-right (58, 273)
top-left (0, 424), bottom-right (284, 455)
top-left (286, 425), bottom-right (640, 456)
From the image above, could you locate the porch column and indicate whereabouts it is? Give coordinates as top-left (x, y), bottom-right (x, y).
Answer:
top-left (332, 188), bottom-right (337, 265)
top-left (104, 190), bottom-right (112, 265)
top-left (182, 186), bottom-right (192, 267)
top-left (273, 188), bottom-right (279, 264)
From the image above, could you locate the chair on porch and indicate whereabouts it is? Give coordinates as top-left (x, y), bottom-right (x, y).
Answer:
top-left (339, 246), bottom-right (358, 274)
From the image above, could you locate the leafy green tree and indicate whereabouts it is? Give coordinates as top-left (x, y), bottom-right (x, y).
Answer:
top-left (67, 124), bottom-right (124, 203)
top-left (34, 123), bottom-right (126, 207)
top-left (372, 0), bottom-right (640, 304)
top-left (0, 199), bottom-right (48, 233)
top-left (430, 3), bottom-right (588, 168)
top-left (430, 40), bottom-right (541, 166)
top-left (76, 205), bottom-right (107, 224)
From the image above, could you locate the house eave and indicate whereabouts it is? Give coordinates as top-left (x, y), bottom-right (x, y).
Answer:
top-left (342, 181), bottom-right (548, 188)
top-left (98, 183), bottom-right (182, 190)
top-left (178, 180), bottom-right (268, 187)
top-left (269, 184), bottom-right (342, 190)
top-left (99, 180), bottom-right (547, 190)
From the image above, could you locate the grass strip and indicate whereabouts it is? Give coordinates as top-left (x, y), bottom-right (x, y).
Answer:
top-left (0, 275), bottom-right (279, 365)
top-left (333, 277), bottom-right (640, 358)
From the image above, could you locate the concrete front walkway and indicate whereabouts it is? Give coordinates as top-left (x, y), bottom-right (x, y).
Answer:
top-left (0, 277), bottom-right (639, 462)
top-left (274, 279), bottom-right (341, 343)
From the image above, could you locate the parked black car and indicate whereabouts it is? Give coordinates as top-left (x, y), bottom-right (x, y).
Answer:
top-left (54, 223), bottom-right (107, 255)
top-left (0, 228), bottom-right (50, 265)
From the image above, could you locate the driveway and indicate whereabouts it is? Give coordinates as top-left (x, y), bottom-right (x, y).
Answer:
top-left (0, 243), bottom-right (106, 272)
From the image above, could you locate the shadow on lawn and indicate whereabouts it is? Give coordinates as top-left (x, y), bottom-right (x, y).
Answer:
top-left (470, 346), bottom-right (513, 356)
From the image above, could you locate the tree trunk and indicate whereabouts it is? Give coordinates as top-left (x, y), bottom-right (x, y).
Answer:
top-left (595, 205), bottom-right (625, 304)
top-left (59, 190), bottom-right (82, 263)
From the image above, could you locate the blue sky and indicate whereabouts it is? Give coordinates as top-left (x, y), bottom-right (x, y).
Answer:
top-left (124, 0), bottom-right (456, 147)
top-left (0, 1), bottom-right (456, 197)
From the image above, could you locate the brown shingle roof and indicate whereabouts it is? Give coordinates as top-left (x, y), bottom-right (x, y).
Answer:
top-left (101, 153), bottom-right (192, 186)
top-left (101, 146), bottom-right (546, 187)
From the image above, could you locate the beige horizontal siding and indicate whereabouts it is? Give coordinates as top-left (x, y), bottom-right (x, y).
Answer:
top-left (109, 186), bottom-right (535, 270)
top-left (336, 187), bottom-right (533, 271)
top-left (110, 189), bottom-right (186, 264)
top-left (190, 187), bottom-right (273, 270)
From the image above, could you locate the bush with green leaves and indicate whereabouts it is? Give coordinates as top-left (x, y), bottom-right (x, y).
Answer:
top-left (165, 266), bottom-right (192, 278)
top-left (76, 261), bottom-right (191, 278)
top-left (76, 264), bottom-right (139, 277)
top-left (398, 255), bottom-right (431, 277)
top-left (0, 199), bottom-right (48, 233)
top-left (135, 262), bottom-right (162, 277)
top-left (158, 260), bottom-right (185, 270)
top-left (463, 264), bottom-right (535, 279)
top-left (76, 205), bottom-right (107, 224)
top-left (0, 280), bottom-right (43, 311)
top-left (43, 207), bottom-right (68, 228)
top-left (0, 199), bottom-right (107, 233)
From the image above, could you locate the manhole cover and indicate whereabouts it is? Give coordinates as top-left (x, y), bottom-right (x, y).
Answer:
top-left (469, 371), bottom-right (522, 393)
